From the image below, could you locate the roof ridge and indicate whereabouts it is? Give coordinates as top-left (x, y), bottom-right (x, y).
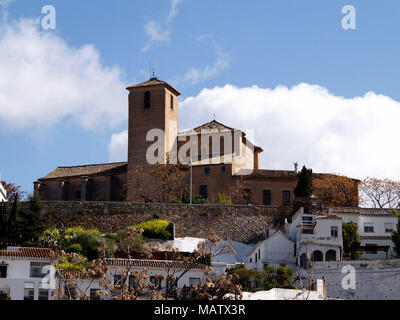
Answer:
top-left (57, 161), bottom-right (127, 169)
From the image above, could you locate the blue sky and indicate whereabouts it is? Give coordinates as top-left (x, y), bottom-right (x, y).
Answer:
top-left (1, 0), bottom-right (400, 194)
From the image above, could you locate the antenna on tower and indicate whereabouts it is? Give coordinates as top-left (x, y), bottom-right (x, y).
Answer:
top-left (152, 57), bottom-right (157, 78)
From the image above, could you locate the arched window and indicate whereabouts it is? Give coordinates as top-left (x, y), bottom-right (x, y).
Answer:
top-left (311, 250), bottom-right (323, 262)
top-left (144, 91), bottom-right (151, 108)
top-left (325, 250), bottom-right (337, 261)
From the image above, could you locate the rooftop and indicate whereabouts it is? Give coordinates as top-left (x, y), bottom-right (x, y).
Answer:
top-left (38, 162), bottom-right (127, 180)
top-left (0, 247), bottom-right (54, 260)
top-left (126, 77), bottom-right (181, 96)
top-left (103, 258), bottom-right (207, 270)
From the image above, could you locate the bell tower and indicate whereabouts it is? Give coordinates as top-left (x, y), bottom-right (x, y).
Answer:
top-left (126, 77), bottom-right (180, 200)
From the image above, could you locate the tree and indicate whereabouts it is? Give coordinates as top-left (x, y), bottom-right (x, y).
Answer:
top-left (127, 164), bottom-right (188, 203)
top-left (0, 181), bottom-right (26, 201)
top-left (18, 193), bottom-right (47, 245)
top-left (343, 221), bottom-right (361, 256)
top-left (294, 166), bottom-right (313, 198)
top-left (313, 174), bottom-right (360, 207)
top-left (226, 264), bottom-right (295, 292)
top-left (53, 235), bottom-right (241, 300)
top-left (359, 178), bottom-right (400, 209)
top-left (7, 193), bottom-right (19, 244)
top-left (392, 217), bottom-right (400, 257)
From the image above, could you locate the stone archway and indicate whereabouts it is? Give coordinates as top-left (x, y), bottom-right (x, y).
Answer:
top-left (311, 250), bottom-right (323, 262)
top-left (325, 249), bottom-right (337, 261)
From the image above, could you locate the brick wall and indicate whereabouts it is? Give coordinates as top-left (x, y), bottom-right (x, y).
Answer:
top-left (21, 201), bottom-right (281, 244)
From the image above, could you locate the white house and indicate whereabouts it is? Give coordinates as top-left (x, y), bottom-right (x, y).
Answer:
top-left (0, 182), bottom-right (7, 202)
top-left (57, 258), bottom-right (209, 300)
top-left (245, 229), bottom-right (296, 271)
top-left (286, 207), bottom-right (343, 268)
top-left (0, 247), bottom-right (56, 300)
top-left (328, 207), bottom-right (398, 259)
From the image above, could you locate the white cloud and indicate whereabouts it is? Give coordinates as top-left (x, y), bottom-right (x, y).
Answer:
top-left (180, 35), bottom-right (230, 85)
top-left (108, 130), bottom-right (128, 162)
top-left (142, 0), bottom-right (183, 52)
top-left (0, 18), bottom-right (127, 132)
top-left (168, 0), bottom-right (183, 22)
top-left (142, 21), bottom-right (170, 52)
top-left (179, 83), bottom-right (400, 181)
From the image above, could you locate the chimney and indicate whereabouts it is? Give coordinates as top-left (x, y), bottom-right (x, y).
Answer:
top-left (316, 278), bottom-right (327, 300)
top-left (294, 162), bottom-right (299, 173)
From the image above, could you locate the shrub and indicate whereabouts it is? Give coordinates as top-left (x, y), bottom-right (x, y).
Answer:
top-left (216, 193), bottom-right (232, 205)
top-left (134, 220), bottom-right (173, 240)
top-left (65, 243), bottom-right (83, 255)
top-left (73, 231), bottom-right (103, 260)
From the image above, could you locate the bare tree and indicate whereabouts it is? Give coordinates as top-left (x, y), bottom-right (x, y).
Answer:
top-left (359, 177), bottom-right (400, 209)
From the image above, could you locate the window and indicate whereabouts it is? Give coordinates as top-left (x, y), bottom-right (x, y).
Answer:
top-left (255, 253), bottom-right (257, 263)
top-left (199, 185), bottom-right (208, 199)
top-left (30, 262), bottom-right (49, 278)
top-left (0, 265), bottom-right (7, 278)
top-left (204, 167), bottom-right (210, 174)
top-left (385, 223), bottom-right (394, 233)
top-left (150, 276), bottom-right (162, 290)
top-left (38, 289), bottom-right (49, 301)
top-left (282, 191), bottom-right (291, 204)
top-left (331, 226), bottom-right (338, 238)
top-left (170, 94), bottom-right (174, 109)
top-left (114, 275), bottom-right (122, 286)
top-left (366, 244), bottom-right (377, 254)
top-left (144, 91), bottom-right (151, 108)
top-left (189, 278), bottom-right (200, 287)
top-left (221, 166), bottom-right (226, 172)
top-left (249, 258), bottom-right (252, 263)
top-left (258, 249), bottom-right (261, 260)
top-left (24, 288), bottom-right (35, 301)
top-left (76, 190), bottom-right (81, 200)
top-left (90, 289), bottom-right (100, 300)
top-left (263, 190), bottom-right (271, 205)
top-left (364, 223), bottom-right (374, 233)
top-left (243, 189), bottom-right (251, 204)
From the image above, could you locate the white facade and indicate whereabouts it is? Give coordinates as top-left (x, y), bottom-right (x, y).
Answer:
top-left (0, 248), bottom-right (56, 300)
top-left (286, 208), bottom-right (343, 268)
top-left (0, 182), bottom-right (7, 202)
top-left (245, 230), bottom-right (296, 271)
top-left (329, 208), bottom-right (398, 259)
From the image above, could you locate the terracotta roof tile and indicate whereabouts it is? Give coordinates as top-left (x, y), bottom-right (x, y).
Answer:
top-left (104, 258), bottom-right (207, 271)
top-left (38, 162), bottom-right (127, 180)
top-left (126, 77), bottom-right (181, 96)
top-left (0, 247), bottom-right (54, 259)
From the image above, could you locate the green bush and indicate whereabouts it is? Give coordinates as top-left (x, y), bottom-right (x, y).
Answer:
top-left (134, 220), bottom-right (173, 240)
top-left (216, 193), bottom-right (232, 205)
top-left (65, 243), bottom-right (83, 254)
top-left (73, 231), bottom-right (103, 261)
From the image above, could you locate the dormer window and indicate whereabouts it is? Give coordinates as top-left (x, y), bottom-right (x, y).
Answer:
top-left (144, 91), bottom-right (151, 109)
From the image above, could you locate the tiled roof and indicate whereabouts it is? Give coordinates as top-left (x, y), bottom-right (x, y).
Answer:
top-left (104, 258), bottom-right (207, 271)
top-left (244, 169), bottom-right (298, 179)
top-left (0, 247), bottom-right (54, 260)
top-left (328, 207), bottom-right (395, 217)
top-left (126, 77), bottom-right (181, 96)
top-left (315, 215), bottom-right (342, 221)
top-left (38, 162), bottom-right (127, 180)
top-left (179, 120), bottom-right (236, 135)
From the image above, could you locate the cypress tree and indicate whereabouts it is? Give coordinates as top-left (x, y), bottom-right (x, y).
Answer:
top-left (294, 166), bottom-right (313, 198)
top-left (7, 193), bottom-right (19, 244)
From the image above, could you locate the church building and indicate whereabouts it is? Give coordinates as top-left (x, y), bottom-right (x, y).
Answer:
top-left (34, 77), bottom-right (359, 206)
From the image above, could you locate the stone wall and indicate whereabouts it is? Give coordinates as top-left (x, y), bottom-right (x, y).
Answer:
top-left (28, 201), bottom-right (281, 244)
top-left (303, 259), bottom-right (400, 300)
